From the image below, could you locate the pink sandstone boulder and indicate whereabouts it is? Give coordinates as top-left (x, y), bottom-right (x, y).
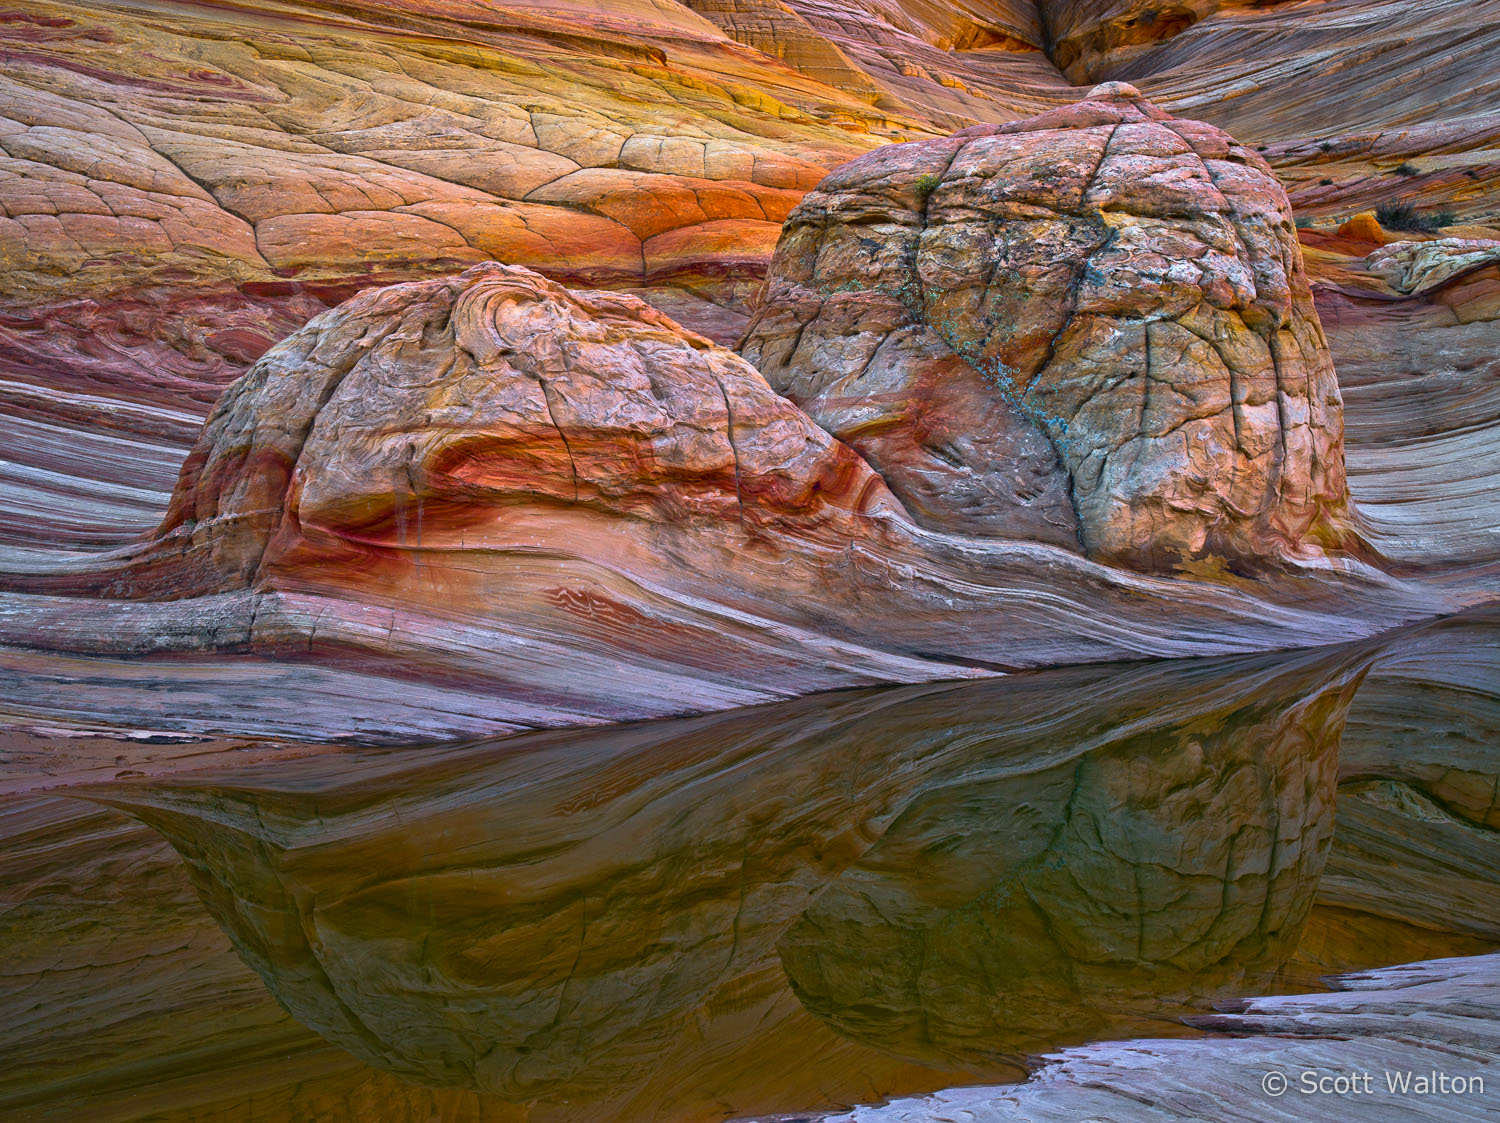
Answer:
top-left (740, 81), bottom-right (1353, 572)
top-left (98, 262), bottom-right (898, 600)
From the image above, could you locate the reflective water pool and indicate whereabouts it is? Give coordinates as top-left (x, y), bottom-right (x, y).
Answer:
top-left (4, 608), bottom-right (1498, 1121)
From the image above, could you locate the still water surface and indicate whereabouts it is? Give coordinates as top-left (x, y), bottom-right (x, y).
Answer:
top-left (6, 609), bottom-right (1499, 1121)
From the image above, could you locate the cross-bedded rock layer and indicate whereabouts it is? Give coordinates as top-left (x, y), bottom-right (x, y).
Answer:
top-left (742, 82), bottom-right (1353, 571)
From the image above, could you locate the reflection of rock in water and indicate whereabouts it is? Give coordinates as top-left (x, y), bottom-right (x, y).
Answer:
top-left (777, 654), bottom-right (1362, 1069)
top-left (1287, 606), bottom-right (1500, 982)
top-left (86, 643), bottom-right (1366, 1113)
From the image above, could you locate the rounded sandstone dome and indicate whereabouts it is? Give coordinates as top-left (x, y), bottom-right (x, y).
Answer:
top-left (741, 85), bottom-right (1352, 572)
top-left (128, 263), bottom-right (898, 599)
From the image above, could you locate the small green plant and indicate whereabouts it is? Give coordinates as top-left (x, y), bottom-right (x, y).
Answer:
top-left (1394, 162), bottom-right (1420, 176)
top-left (1319, 177), bottom-right (1334, 186)
top-left (913, 172), bottom-right (941, 200)
top-left (1294, 215), bottom-right (1313, 229)
top-left (1375, 199), bottom-right (1456, 232)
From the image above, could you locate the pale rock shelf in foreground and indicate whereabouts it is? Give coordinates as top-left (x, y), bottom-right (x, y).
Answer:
top-left (771, 955), bottom-right (1500, 1123)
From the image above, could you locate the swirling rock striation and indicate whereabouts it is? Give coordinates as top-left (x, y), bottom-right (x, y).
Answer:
top-left (1317, 239), bottom-right (1500, 567)
top-left (742, 82), bottom-right (1352, 571)
top-left (69, 261), bottom-right (894, 601)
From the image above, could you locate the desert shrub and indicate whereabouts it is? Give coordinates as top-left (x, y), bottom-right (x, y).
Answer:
top-left (1375, 200), bottom-right (1455, 232)
top-left (1294, 215), bottom-right (1313, 229)
top-left (1394, 162), bottom-right (1420, 176)
top-left (914, 172), bottom-right (941, 200)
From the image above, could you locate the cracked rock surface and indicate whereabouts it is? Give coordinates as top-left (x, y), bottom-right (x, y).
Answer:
top-left (742, 82), bottom-right (1352, 571)
top-left (77, 261), bottom-right (894, 601)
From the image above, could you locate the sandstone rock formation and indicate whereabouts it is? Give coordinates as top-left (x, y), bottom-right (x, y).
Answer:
top-left (1042, 0), bottom-right (1500, 142)
top-left (1, 0), bottom-right (1497, 583)
top-left (1316, 240), bottom-right (1500, 567)
top-left (0, 0), bottom-right (1078, 569)
top-left (2, 4), bottom-right (1500, 1122)
top-left (69, 261), bottom-right (895, 601)
top-left (742, 82), bottom-right (1352, 570)
top-left (0, 0), bottom-right (1496, 743)
top-left (1366, 238), bottom-right (1500, 296)
top-left (8, 250), bottom-right (1473, 736)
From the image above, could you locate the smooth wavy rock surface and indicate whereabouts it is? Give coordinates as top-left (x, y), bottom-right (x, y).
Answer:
top-left (1050, 0), bottom-right (1500, 139)
top-left (743, 81), bottom-right (1351, 569)
top-left (788, 954), bottom-right (1500, 1122)
top-left (1, 258), bottom-right (1487, 735)
top-left (1316, 241), bottom-right (1500, 567)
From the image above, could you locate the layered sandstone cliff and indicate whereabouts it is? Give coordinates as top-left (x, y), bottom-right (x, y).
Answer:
top-left (0, 0), bottom-right (1495, 743)
top-left (2, 0), bottom-right (1497, 581)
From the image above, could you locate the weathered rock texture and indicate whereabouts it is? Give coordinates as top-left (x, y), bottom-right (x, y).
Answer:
top-left (742, 82), bottom-right (1352, 570)
top-left (0, 0), bottom-right (1498, 742)
top-left (7, 255), bottom-right (1471, 736)
top-left (70, 261), bottom-right (894, 601)
top-left (0, 0), bottom-right (1080, 574)
top-left (1, 0), bottom-right (1497, 583)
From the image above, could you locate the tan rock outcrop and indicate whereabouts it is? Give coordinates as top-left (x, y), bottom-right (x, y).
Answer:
top-left (1337, 211), bottom-right (1392, 246)
top-left (99, 262), bottom-right (895, 601)
top-left (742, 82), bottom-right (1353, 571)
top-left (1366, 237), bottom-right (1500, 296)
